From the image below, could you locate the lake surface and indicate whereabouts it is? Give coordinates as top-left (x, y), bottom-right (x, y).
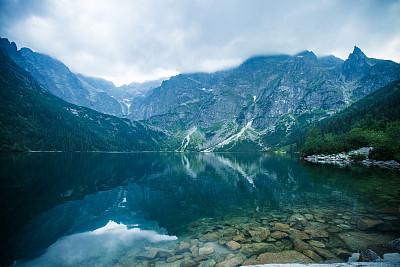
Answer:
top-left (0, 152), bottom-right (399, 266)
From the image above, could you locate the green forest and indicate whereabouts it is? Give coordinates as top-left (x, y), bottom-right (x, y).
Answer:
top-left (0, 53), bottom-right (163, 152)
top-left (300, 80), bottom-right (400, 161)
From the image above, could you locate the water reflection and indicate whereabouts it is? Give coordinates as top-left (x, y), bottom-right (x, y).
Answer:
top-left (0, 152), bottom-right (399, 266)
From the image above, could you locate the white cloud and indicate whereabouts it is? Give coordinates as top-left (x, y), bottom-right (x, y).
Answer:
top-left (1, 0), bottom-right (399, 85)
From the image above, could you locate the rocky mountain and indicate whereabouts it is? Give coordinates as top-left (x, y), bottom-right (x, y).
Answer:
top-left (0, 49), bottom-right (163, 152)
top-left (132, 48), bottom-right (400, 151)
top-left (1, 36), bottom-right (399, 152)
top-left (0, 38), bottom-right (124, 116)
top-left (0, 38), bottom-right (166, 118)
top-left (77, 76), bottom-right (165, 115)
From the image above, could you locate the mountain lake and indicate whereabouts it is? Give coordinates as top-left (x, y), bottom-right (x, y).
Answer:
top-left (0, 152), bottom-right (399, 266)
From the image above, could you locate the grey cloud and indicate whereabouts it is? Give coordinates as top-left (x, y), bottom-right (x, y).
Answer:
top-left (1, 0), bottom-right (399, 85)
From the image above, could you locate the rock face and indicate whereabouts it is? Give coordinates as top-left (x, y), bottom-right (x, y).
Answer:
top-left (134, 48), bottom-right (399, 151)
top-left (0, 37), bottom-right (163, 118)
top-left (2, 37), bottom-right (400, 152)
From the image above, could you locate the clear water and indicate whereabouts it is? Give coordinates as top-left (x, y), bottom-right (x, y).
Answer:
top-left (0, 152), bottom-right (399, 266)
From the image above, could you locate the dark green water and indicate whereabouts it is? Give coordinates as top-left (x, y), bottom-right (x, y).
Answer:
top-left (0, 152), bottom-right (399, 266)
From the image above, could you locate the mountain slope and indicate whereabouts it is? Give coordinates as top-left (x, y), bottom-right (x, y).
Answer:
top-left (76, 74), bottom-right (164, 116)
top-left (0, 38), bottom-right (126, 117)
top-left (134, 48), bottom-right (400, 151)
top-left (300, 80), bottom-right (400, 159)
top-left (0, 52), bottom-right (163, 152)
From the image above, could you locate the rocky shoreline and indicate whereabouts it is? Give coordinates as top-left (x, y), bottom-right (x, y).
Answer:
top-left (112, 205), bottom-right (400, 267)
top-left (303, 147), bottom-right (400, 170)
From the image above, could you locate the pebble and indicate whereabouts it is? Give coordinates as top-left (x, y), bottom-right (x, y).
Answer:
top-left (123, 206), bottom-right (400, 266)
top-left (226, 240), bottom-right (241, 251)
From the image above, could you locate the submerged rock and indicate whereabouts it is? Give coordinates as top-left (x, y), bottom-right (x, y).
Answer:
top-left (176, 242), bottom-right (191, 254)
top-left (304, 228), bottom-right (329, 238)
top-left (180, 259), bottom-right (197, 267)
top-left (241, 243), bottom-right (280, 256)
top-left (226, 240), bottom-right (241, 251)
top-left (303, 249), bottom-right (323, 262)
top-left (243, 250), bottom-right (314, 265)
top-left (337, 231), bottom-right (395, 251)
top-left (293, 239), bottom-right (313, 252)
top-left (199, 246), bottom-right (215, 256)
top-left (215, 253), bottom-right (246, 267)
top-left (289, 229), bottom-right (310, 240)
top-left (248, 228), bottom-right (270, 242)
top-left (166, 255), bottom-right (184, 263)
top-left (200, 233), bottom-right (220, 242)
top-left (308, 240), bottom-right (326, 248)
top-left (273, 223), bottom-right (291, 232)
top-left (270, 231), bottom-right (288, 239)
top-left (358, 249), bottom-right (384, 262)
top-left (357, 219), bottom-right (384, 230)
top-left (198, 259), bottom-right (217, 267)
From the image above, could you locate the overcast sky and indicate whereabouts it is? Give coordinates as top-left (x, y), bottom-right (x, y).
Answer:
top-left (1, 0), bottom-right (399, 86)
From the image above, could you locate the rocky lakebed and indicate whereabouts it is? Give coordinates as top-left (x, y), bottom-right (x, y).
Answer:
top-left (113, 204), bottom-right (400, 267)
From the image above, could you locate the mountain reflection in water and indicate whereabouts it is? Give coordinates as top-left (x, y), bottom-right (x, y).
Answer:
top-left (0, 152), bottom-right (399, 266)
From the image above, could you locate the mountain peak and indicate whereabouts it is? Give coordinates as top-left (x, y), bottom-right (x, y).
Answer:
top-left (348, 46), bottom-right (367, 60)
top-left (342, 46), bottom-right (371, 81)
top-left (295, 50), bottom-right (317, 60)
top-left (0, 37), bottom-right (18, 57)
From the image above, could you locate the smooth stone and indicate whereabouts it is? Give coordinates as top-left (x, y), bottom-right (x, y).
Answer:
top-left (293, 239), bottom-right (313, 252)
top-left (176, 242), bottom-right (191, 254)
top-left (303, 249), bottom-right (324, 262)
top-left (193, 255), bottom-right (209, 262)
top-left (190, 245), bottom-right (199, 257)
top-left (249, 229), bottom-right (270, 242)
top-left (290, 216), bottom-right (308, 227)
top-left (304, 228), bottom-right (329, 238)
top-left (199, 246), bottom-right (214, 256)
top-left (270, 231), bottom-right (288, 239)
top-left (304, 214), bottom-right (314, 220)
top-left (338, 224), bottom-right (352, 229)
top-left (337, 232), bottom-right (395, 251)
top-left (333, 219), bottom-right (345, 224)
top-left (357, 219), bottom-right (384, 230)
top-left (215, 254), bottom-right (246, 267)
top-left (232, 234), bottom-right (245, 242)
top-left (289, 229), bottom-right (310, 240)
top-left (136, 248), bottom-right (158, 260)
top-left (327, 226), bottom-right (342, 233)
top-left (241, 243), bottom-right (281, 256)
top-left (180, 259), bottom-right (197, 267)
top-left (250, 226), bottom-right (268, 231)
top-left (226, 240), bottom-right (241, 251)
top-left (156, 249), bottom-right (174, 259)
top-left (308, 240), bottom-right (326, 248)
top-left (243, 250), bottom-right (314, 265)
top-left (218, 238), bottom-right (229, 245)
top-left (166, 255), bottom-right (184, 263)
top-left (273, 223), bottom-right (291, 232)
top-left (313, 247), bottom-right (337, 259)
top-left (200, 233), bottom-right (220, 242)
top-left (198, 259), bottom-right (217, 267)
